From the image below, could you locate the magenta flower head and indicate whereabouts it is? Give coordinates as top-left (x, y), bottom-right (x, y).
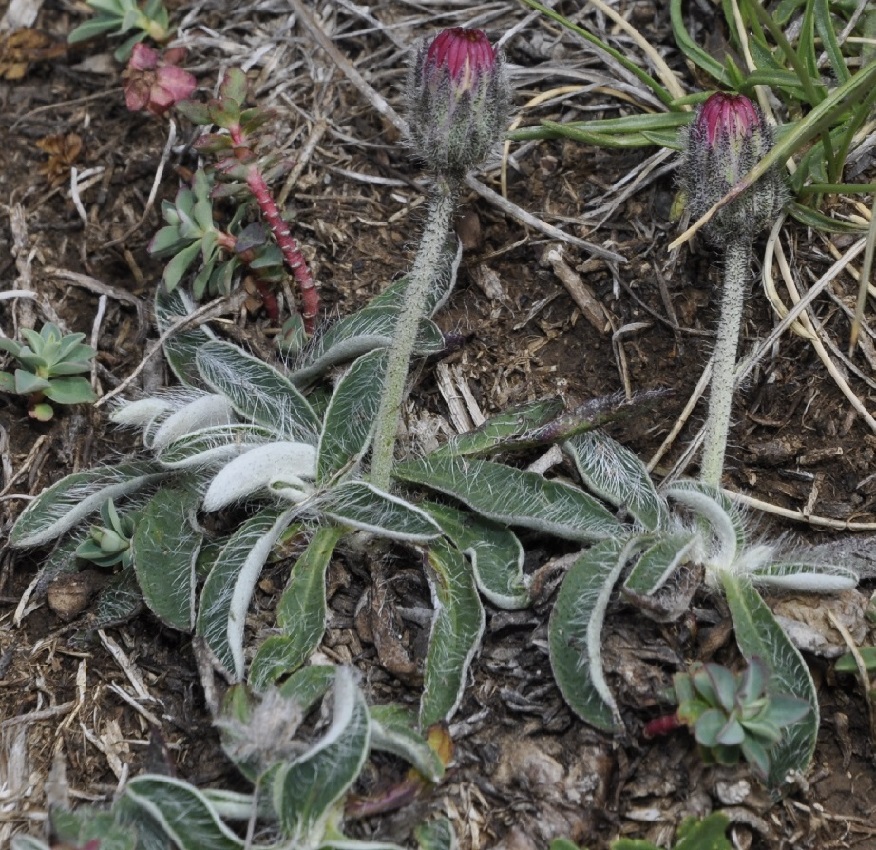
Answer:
top-left (680, 92), bottom-right (785, 246)
top-left (407, 27), bottom-right (510, 177)
top-left (123, 43), bottom-right (197, 117)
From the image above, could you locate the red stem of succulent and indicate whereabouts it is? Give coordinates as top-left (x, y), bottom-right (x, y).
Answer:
top-left (253, 277), bottom-right (280, 323)
top-left (643, 712), bottom-right (682, 739)
top-left (229, 126), bottom-right (318, 334)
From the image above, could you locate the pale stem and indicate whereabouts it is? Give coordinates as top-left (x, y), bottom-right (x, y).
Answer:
top-left (370, 179), bottom-right (459, 490)
top-left (700, 238), bottom-right (752, 487)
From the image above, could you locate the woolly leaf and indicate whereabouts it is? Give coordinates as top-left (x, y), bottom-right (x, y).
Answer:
top-left (394, 455), bottom-right (622, 542)
top-left (320, 482), bottom-right (441, 542)
top-left (422, 501), bottom-right (529, 609)
top-left (720, 573), bottom-right (818, 789)
top-left (124, 775), bottom-right (244, 850)
top-left (196, 339), bottom-right (319, 442)
top-left (549, 539), bottom-right (629, 732)
top-left (565, 431), bottom-right (666, 531)
top-left (273, 668), bottom-right (370, 843)
top-left (197, 509), bottom-right (294, 680)
top-left (157, 424), bottom-right (274, 468)
top-left (132, 487), bottom-right (202, 630)
top-left (10, 461), bottom-right (164, 549)
top-left (420, 538), bottom-right (485, 728)
top-left (624, 531), bottom-right (697, 596)
top-left (317, 348), bottom-right (388, 484)
top-left (749, 560), bottom-right (858, 592)
top-left (249, 525), bottom-right (344, 689)
top-left (154, 287), bottom-right (215, 388)
top-left (369, 704), bottom-right (445, 782)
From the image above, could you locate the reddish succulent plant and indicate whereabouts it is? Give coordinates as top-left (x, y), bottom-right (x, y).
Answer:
top-left (122, 43), bottom-right (197, 116)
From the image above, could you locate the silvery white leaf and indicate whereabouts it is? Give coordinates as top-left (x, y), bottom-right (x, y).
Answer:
top-left (152, 393), bottom-right (235, 449)
top-left (110, 397), bottom-right (173, 429)
top-left (203, 442), bottom-right (317, 511)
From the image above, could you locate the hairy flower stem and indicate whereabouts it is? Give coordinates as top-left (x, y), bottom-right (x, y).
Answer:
top-left (700, 239), bottom-right (752, 486)
top-left (370, 178), bottom-right (460, 490)
top-left (229, 127), bottom-right (319, 333)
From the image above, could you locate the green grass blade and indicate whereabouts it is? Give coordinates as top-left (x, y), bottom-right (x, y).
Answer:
top-left (670, 0), bottom-right (731, 85)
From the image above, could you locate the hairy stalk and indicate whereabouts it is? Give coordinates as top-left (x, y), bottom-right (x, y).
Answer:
top-left (370, 178), bottom-right (460, 489)
top-left (700, 239), bottom-right (752, 486)
top-left (229, 127), bottom-right (319, 333)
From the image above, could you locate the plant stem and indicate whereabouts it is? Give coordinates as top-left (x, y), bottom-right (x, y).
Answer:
top-left (700, 238), bottom-right (752, 487)
top-left (228, 126), bottom-right (319, 333)
top-left (370, 178), bottom-right (459, 490)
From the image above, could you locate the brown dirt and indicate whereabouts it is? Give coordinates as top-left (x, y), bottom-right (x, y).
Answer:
top-left (1, 2), bottom-right (875, 849)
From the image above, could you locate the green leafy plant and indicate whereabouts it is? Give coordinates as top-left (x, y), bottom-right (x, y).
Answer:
top-left (12, 667), bottom-right (455, 850)
top-left (149, 167), bottom-right (285, 300)
top-left (75, 499), bottom-right (137, 569)
top-left (67, 0), bottom-right (172, 62)
top-left (0, 322), bottom-right (96, 421)
top-left (670, 657), bottom-right (810, 779)
top-left (167, 68), bottom-right (318, 331)
top-left (550, 811), bottom-right (732, 850)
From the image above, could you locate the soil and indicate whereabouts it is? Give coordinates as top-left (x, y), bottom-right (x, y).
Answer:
top-left (1, 1), bottom-right (875, 849)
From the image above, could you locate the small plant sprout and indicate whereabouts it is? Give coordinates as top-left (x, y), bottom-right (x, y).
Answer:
top-left (678, 92), bottom-right (784, 486)
top-left (174, 69), bottom-right (318, 330)
top-left (369, 28), bottom-right (510, 488)
top-left (0, 322), bottom-right (97, 421)
top-left (75, 499), bottom-right (136, 569)
top-left (122, 43), bottom-right (196, 116)
top-left (67, 0), bottom-right (172, 62)
top-left (659, 657), bottom-right (811, 781)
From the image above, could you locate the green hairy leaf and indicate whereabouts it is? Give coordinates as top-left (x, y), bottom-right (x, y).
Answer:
top-left (420, 538), bottom-right (486, 729)
top-left (154, 286), bottom-right (215, 387)
top-left (132, 487), bottom-right (202, 630)
top-left (369, 704), bottom-right (445, 782)
top-left (415, 819), bottom-right (459, 850)
top-left (273, 668), bottom-right (370, 844)
top-left (197, 509), bottom-right (294, 680)
top-left (394, 455), bottom-right (622, 542)
top-left (624, 531), bottom-right (697, 596)
top-left (196, 339), bottom-right (320, 442)
top-left (124, 775), bottom-right (244, 850)
top-left (10, 461), bottom-right (164, 549)
top-left (317, 348), bottom-right (388, 484)
top-left (320, 481), bottom-right (442, 542)
top-left (423, 501), bottom-right (529, 609)
top-left (565, 431), bottom-right (667, 531)
top-left (250, 525), bottom-right (345, 690)
top-left (720, 573), bottom-right (819, 789)
top-left (549, 539), bottom-right (630, 732)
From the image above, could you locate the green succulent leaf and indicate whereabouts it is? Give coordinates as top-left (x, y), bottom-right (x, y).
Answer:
top-left (42, 376), bottom-right (97, 405)
top-left (548, 538), bottom-right (629, 732)
top-left (14, 369), bottom-right (50, 395)
top-left (420, 538), bottom-right (486, 729)
top-left (394, 455), bottom-right (622, 542)
top-left (162, 240), bottom-right (202, 292)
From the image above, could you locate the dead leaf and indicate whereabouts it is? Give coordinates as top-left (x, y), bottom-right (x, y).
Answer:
top-left (36, 133), bottom-right (84, 187)
top-left (0, 28), bottom-right (65, 81)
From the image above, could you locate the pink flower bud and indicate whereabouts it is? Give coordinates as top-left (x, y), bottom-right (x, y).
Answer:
top-left (680, 92), bottom-right (785, 246)
top-left (407, 28), bottom-right (510, 177)
top-left (123, 43), bottom-right (197, 117)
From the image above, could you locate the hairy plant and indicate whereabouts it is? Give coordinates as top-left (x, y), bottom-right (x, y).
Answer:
top-left (551, 811), bottom-right (732, 850)
top-left (0, 322), bottom-right (96, 421)
top-left (12, 668), bottom-right (457, 850)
